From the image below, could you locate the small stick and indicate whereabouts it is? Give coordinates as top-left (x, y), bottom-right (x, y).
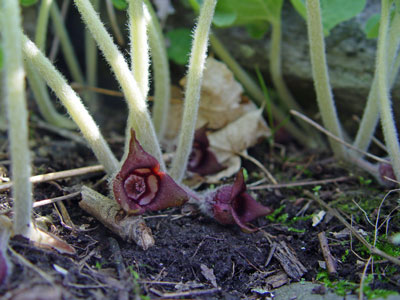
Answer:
top-left (249, 176), bottom-right (351, 190)
top-left (318, 232), bottom-right (337, 275)
top-left (80, 186), bottom-right (155, 250)
top-left (291, 110), bottom-right (388, 164)
top-left (238, 151), bottom-right (278, 185)
top-left (0, 165), bottom-right (104, 192)
top-left (149, 287), bottom-right (220, 298)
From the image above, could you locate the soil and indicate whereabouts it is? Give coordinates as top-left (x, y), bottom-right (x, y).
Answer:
top-left (1, 119), bottom-right (399, 299)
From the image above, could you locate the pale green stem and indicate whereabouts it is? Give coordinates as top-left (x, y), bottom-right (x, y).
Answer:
top-left (2, 0), bottom-right (32, 236)
top-left (105, 0), bottom-right (125, 46)
top-left (170, 0), bottom-right (217, 182)
top-left (144, 0), bottom-right (170, 140)
top-left (50, 2), bottom-right (85, 85)
top-left (269, 20), bottom-right (302, 113)
top-left (25, 61), bottom-right (76, 129)
top-left (35, 0), bottom-right (53, 51)
top-left (354, 10), bottom-right (400, 152)
top-left (22, 35), bottom-right (119, 175)
top-left (305, 0), bottom-right (347, 159)
top-left (85, 0), bottom-right (99, 104)
top-left (73, 0), bottom-right (163, 168)
top-left (270, 19), bottom-right (322, 143)
top-left (129, 0), bottom-right (150, 98)
top-left (376, 0), bottom-right (400, 180)
top-left (209, 34), bottom-right (317, 148)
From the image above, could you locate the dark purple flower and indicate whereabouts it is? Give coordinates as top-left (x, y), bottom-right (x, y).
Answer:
top-left (378, 162), bottom-right (397, 187)
top-left (113, 130), bottom-right (188, 214)
top-left (204, 169), bottom-right (273, 232)
top-left (188, 126), bottom-right (225, 176)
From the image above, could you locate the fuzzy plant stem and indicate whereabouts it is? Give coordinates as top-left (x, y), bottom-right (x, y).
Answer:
top-left (25, 61), bottom-right (76, 129)
top-left (144, 0), bottom-right (170, 140)
top-left (376, 0), bottom-right (400, 181)
top-left (170, 0), bottom-right (217, 182)
top-left (209, 34), bottom-right (317, 148)
top-left (73, 0), bottom-right (163, 168)
top-left (22, 35), bottom-right (119, 175)
top-left (50, 2), bottom-right (85, 86)
top-left (105, 0), bottom-right (125, 46)
top-left (35, 0), bottom-right (53, 51)
top-left (85, 0), bottom-right (100, 104)
top-left (305, 0), bottom-right (347, 160)
top-left (129, 0), bottom-right (150, 98)
top-left (353, 10), bottom-right (400, 153)
top-left (2, 0), bottom-right (32, 236)
top-left (269, 20), bottom-right (301, 113)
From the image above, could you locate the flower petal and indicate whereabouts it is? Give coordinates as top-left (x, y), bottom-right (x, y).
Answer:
top-left (188, 126), bottom-right (225, 176)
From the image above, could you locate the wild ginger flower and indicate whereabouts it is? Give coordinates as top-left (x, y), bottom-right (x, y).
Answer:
top-left (188, 126), bottom-right (225, 176)
top-left (202, 169), bottom-right (273, 232)
top-left (378, 162), bottom-right (397, 187)
top-left (113, 130), bottom-right (188, 214)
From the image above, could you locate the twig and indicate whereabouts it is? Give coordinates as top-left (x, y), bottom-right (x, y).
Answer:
top-left (290, 110), bottom-right (388, 164)
top-left (0, 165), bottom-right (104, 191)
top-left (105, 0), bottom-right (125, 46)
top-left (149, 287), bottom-right (220, 298)
top-left (80, 186), bottom-right (155, 250)
top-left (249, 176), bottom-right (351, 190)
top-left (237, 151), bottom-right (278, 185)
top-left (71, 82), bottom-right (124, 97)
top-left (318, 232), bottom-right (337, 275)
top-left (8, 246), bottom-right (55, 284)
top-left (304, 190), bottom-right (400, 266)
top-left (359, 256), bottom-right (372, 300)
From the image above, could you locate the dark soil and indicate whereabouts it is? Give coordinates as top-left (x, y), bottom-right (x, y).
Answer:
top-left (1, 120), bottom-right (400, 299)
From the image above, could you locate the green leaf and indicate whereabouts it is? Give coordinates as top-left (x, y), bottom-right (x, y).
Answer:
top-left (290, 0), bottom-right (307, 20)
top-left (290, 0), bottom-right (366, 36)
top-left (20, 0), bottom-right (39, 6)
top-left (166, 28), bottom-right (192, 65)
top-left (245, 21), bottom-right (270, 39)
top-left (190, 0), bottom-right (283, 36)
top-left (364, 13), bottom-right (380, 39)
top-left (111, 0), bottom-right (127, 10)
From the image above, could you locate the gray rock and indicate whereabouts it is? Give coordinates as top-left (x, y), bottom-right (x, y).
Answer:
top-left (212, 1), bottom-right (399, 132)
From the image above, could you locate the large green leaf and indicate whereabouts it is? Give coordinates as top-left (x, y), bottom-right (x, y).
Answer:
top-left (190, 0), bottom-right (282, 37)
top-left (290, 0), bottom-right (366, 36)
top-left (166, 28), bottom-right (192, 65)
top-left (20, 0), bottom-right (39, 6)
top-left (111, 0), bottom-right (127, 10)
top-left (364, 13), bottom-right (380, 39)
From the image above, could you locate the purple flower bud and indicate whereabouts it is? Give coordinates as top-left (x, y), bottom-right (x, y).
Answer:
top-left (113, 130), bottom-right (188, 214)
top-left (378, 162), bottom-right (397, 187)
top-left (188, 126), bottom-right (225, 176)
top-left (204, 169), bottom-right (273, 232)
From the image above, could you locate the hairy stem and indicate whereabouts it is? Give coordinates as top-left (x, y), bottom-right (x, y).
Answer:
top-left (305, 0), bottom-right (347, 159)
top-left (73, 0), bottom-right (163, 168)
top-left (25, 61), bottom-right (76, 129)
top-left (144, 0), bottom-right (171, 140)
top-left (129, 0), bottom-right (150, 98)
top-left (354, 10), bottom-right (400, 152)
top-left (35, 0), bottom-right (53, 51)
top-left (85, 0), bottom-right (100, 106)
top-left (50, 2), bottom-right (85, 86)
top-left (209, 34), bottom-right (317, 148)
top-left (376, 0), bottom-right (400, 180)
top-left (170, 0), bottom-right (217, 182)
top-left (2, 0), bottom-right (32, 236)
top-left (22, 35), bottom-right (119, 175)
